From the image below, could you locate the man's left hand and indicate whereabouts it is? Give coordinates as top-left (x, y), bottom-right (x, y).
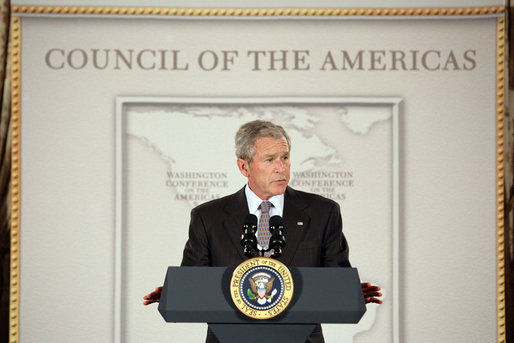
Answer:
top-left (361, 282), bottom-right (382, 304)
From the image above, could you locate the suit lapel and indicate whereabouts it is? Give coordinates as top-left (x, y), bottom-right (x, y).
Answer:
top-left (280, 187), bottom-right (311, 265)
top-left (222, 187), bottom-right (249, 262)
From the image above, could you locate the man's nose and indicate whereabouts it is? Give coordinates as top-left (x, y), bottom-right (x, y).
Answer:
top-left (274, 160), bottom-right (285, 172)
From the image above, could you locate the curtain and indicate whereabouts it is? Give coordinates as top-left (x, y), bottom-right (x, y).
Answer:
top-left (0, 1), bottom-right (10, 342)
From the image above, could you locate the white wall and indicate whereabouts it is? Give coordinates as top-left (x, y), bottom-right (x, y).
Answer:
top-left (17, 11), bottom-right (499, 343)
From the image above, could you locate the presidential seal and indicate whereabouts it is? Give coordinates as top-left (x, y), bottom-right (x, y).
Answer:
top-left (230, 257), bottom-right (294, 320)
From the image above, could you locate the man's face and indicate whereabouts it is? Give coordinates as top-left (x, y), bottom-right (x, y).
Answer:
top-left (237, 136), bottom-right (291, 200)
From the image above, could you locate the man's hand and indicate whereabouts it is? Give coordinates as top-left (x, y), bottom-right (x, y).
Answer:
top-left (361, 282), bottom-right (382, 304)
top-left (143, 286), bottom-right (163, 305)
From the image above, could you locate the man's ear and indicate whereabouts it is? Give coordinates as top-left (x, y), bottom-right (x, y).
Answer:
top-left (237, 158), bottom-right (249, 177)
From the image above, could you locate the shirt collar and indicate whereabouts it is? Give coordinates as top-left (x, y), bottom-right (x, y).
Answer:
top-left (245, 184), bottom-right (284, 214)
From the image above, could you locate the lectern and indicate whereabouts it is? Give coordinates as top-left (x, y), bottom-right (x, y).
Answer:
top-left (158, 266), bottom-right (366, 343)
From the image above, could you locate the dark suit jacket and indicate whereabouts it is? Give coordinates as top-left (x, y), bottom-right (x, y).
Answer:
top-left (181, 186), bottom-right (351, 342)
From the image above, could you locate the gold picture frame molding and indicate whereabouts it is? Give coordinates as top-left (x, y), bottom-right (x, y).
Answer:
top-left (8, 6), bottom-right (507, 343)
top-left (497, 15), bottom-right (507, 343)
top-left (10, 5), bottom-right (505, 16)
top-left (10, 15), bottom-right (21, 343)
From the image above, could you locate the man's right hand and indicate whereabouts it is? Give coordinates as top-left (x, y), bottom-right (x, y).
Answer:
top-left (143, 286), bottom-right (163, 305)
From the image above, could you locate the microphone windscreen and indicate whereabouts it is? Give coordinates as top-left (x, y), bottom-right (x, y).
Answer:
top-left (244, 214), bottom-right (258, 226)
top-left (269, 215), bottom-right (284, 227)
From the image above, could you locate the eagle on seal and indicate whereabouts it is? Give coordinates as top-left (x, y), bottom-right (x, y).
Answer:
top-left (249, 276), bottom-right (276, 305)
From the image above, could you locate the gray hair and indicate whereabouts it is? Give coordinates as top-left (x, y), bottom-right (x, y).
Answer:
top-left (235, 120), bottom-right (291, 161)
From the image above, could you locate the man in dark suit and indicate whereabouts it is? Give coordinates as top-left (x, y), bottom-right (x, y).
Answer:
top-left (181, 186), bottom-right (350, 269)
top-left (144, 120), bottom-right (381, 342)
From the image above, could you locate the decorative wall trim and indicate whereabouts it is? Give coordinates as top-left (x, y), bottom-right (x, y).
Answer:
top-left (9, 16), bottom-right (21, 343)
top-left (497, 15), bottom-right (506, 343)
top-left (10, 5), bottom-right (506, 16)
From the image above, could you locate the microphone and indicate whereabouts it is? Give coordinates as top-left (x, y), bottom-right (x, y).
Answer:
top-left (269, 215), bottom-right (286, 258)
top-left (240, 214), bottom-right (258, 258)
